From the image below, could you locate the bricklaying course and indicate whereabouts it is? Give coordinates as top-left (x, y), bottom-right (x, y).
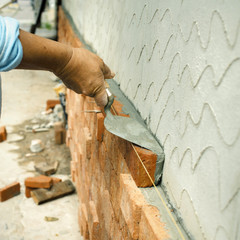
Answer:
top-left (58, 9), bottom-right (182, 240)
top-left (1, 1), bottom-right (240, 240)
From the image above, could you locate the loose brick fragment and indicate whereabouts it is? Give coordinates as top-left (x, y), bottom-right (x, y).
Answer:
top-left (25, 177), bottom-right (62, 198)
top-left (34, 161), bottom-right (59, 176)
top-left (25, 175), bottom-right (53, 189)
top-left (25, 186), bottom-right (36, 198)
top-left (31, 180), bottom-right (75, 205)
top-left (83, 127), bottom-right (92, 160)
top-left (96, 113), bottom-right (104, 142)
top-left (46, 99), bottom-right (60, 110)
top-left (51, 177), bottom-right (62, 184)
top-left (54, 122), bottom-right (66, 144)
top-left (0, 125), bottom-right (7, 142)
top-left (0, 182), bottom-right (20, 202)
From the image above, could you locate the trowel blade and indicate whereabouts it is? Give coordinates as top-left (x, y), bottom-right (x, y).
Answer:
top-left (104, 113), bottom-right (158, 151)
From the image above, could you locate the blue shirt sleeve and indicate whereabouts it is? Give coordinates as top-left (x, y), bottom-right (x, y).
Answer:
top-left (0, 16), bottom-right (23, 72)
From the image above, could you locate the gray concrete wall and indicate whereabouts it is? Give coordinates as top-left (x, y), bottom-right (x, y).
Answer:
top-left (62, 0), bottom-right (240, 239)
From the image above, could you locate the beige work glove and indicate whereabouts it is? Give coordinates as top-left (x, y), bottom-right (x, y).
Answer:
top-left (55, 48), bottom-right (114, 106)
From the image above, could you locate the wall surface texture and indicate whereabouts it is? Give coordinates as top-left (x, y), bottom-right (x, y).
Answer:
top-left (62, 0), bottom-right (240, 239)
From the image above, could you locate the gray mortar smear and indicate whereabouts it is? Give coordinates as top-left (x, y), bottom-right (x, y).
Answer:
top-left (62, 7), bottom-right (164, 184)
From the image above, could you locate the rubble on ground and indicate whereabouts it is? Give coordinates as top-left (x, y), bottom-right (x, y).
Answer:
top-left (0, 125), bottom-right (7, 142)
top-left (30, 139), bottom-right (44, 153)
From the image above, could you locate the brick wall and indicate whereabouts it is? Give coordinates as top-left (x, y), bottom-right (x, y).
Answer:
top-left (62, 1), bottom-right (240, 239)
top-left (58, 8), bottom-right (170, 240)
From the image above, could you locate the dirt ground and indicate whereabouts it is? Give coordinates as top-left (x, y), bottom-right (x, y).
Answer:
top-left (0, 70), bottom-right (82, 240)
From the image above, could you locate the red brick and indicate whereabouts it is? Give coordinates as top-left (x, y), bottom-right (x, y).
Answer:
top-left (104, 133), bottom-right (120, 172)
top-left (46, 99), bottom-right (60, 110)
top-left (118, 209), bottom-right (134, 240)
top-left (139, 205), bottom-right (170, 240)
top-left (120, 174), bottom-right (147, 239)
top-left (83, 127), bottom-right (92, 160)
top-left (68, 110), bottom-right (74, 130)
top-left (68, 138), bottom-right (75, 154)
top-left (0, 125), bottom-right (7, 142)
top-left (25, 186), bottom-right (36, 198)
top-left (75, 161), bottom-right (81, 192)
top-left (78, 204), bottom-right (83, 235)
top-left (54, 122), bottom-right (66, 144)
top-left (98, 141), bottom-right (107, 172)
top-left (25, 175), bottom-right (52, 188)
top-left (89, 201), bottom-right (100, 240)
top-left (96, 113), bottom-right (104, 142)
top-left (125, 144), bottom-right (157, 187)
top-left (101, 190), bottom-right (114, 238)
top-left (25, 177), bottom-right (61, 198)
top-left (0, 182), bottom-right (20, 202)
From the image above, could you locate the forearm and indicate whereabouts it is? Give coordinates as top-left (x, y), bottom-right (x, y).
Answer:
top-left (15, 29), bottom-right (113, 106)
top-left (16, 29), bottom-right (73, 73)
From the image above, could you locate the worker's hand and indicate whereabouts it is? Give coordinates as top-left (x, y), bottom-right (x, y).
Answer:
top-left (55, 48), bottom-right (114, 106)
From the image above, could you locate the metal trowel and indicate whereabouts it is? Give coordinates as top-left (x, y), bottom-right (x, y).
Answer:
top-left (104, 89), bottom-right (160, 151)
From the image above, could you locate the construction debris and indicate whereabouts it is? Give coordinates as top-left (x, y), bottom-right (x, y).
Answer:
top-left (0, 182), bottom-right (20, 202)
top-left (41, 109), bottom-right (53, 115)
top-left (0, 125), bottom-right (7, 142)
top-left (44, 216), bottom-right (59, 222)
top-left (32, 128), bottom-right (49, 133)
top-left (31, 180), bottom-right (75, 205)
top-left (25, 124), bottom-right (50, 133)
top-left (25, 186), bottom-right (35, 198)
top-left (46, 99), bottom-right (60, 111)
top-left (7, 133), bottom-right (25, 143)
top-left (25, 153), bottom-right (36, 157)
top-left (30, 139), bottom-right (44, 152)
top-left (32, 124), bottom-right (40, 130)
top-left (34, 161), bottom-right (59, 176)
top-left (54, 122), bottom-right (66, 144)
top-left (25, 175), bottom-right (53, 189)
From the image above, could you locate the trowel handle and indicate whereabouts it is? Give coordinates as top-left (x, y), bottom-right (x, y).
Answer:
top-left (104, 88), bottom-right (114, 112)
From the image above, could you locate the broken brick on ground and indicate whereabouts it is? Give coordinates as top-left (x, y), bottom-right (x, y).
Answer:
top-left (0, 182), bottom-right (20, 202)
top-left (0, 125), bottom-right (7, 142)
